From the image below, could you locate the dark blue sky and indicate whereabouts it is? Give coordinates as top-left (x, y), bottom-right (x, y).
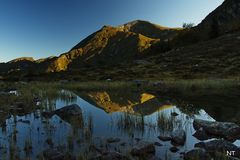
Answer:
top-left (0, 0), bottom-right (224, 62)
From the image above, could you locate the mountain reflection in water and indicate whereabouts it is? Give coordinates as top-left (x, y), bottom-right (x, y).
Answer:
top-left (0, 89), bottom-right (239, 160)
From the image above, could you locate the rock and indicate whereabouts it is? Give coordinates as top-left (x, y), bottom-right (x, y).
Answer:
top-left (33, 97), bottom-right (41, 105)
top-left (158, 135), bottom-right (172, 141)
top-left (195, 140), bottom-right (240, 158)
top-left (42, 104), bottom-right (83, 128)
top-left (107, 138), bottom-right (121, 143)
top-left (154, 142), bottom-right (162, 146)
top-left (9, 90), bottom-right (18, 95)
top-left (171, 112), bottom-right (179, 117)
top-left (55, 104), bottom-right (82, 117)
top-left (43, 149), bottom-right (65, 160)
top-left (131, 141), bottom-right (155, 156)
top-left (90, 151), bottom-right (127, 160)
top-left (193, 119), bottom-right (240, 141)
top-left (192, 128), bottom-right (214, 141)
top-left (184, 148), bottom-right (211, 160)
top-left (171, 129), bottom-right (186, 145)
top-left (170, 146), bottom-right (179, 153)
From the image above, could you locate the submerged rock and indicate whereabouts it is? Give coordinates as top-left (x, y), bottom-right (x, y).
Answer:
top-left (195, 140), bottom-right (240, 158)
top-left (170, 146), bottom-right (179, 153)
top-left (193, 119), bottom-right (240, 141)
top-left (170, 129), bottom-right (186, 145)
top-left (107, 138), bottom-right (121, 143)
top-left (184, 148), bottom-right (211, 160)
top-left (42, 147), bottom-right (76, 160)
top-left (90, 151), bottom-right (127, 160)
top-left (43, 149), bottom-right (65, 160)
top-left (131, 141), bottom-right (155, 156)
top-left (154, 142), bottom-right (162, 146)
top-left (158, 135), bottom-right (172, 141)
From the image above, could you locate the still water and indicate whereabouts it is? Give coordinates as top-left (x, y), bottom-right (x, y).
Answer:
top-left (0, 90), bottom-right (239, 160)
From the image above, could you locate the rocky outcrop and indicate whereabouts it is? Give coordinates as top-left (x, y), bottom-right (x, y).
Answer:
top-left (193, 119), bottom-right (240, 141)
top-left (192, 128), bottom-right (215, 141)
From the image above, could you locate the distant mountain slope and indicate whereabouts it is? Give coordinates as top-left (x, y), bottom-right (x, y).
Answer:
top-left (1, 21), bottom-right (174, 74)
top-left (66, 25), bottom-right (161, 70)
top-left (117, 20), bottom-right (180, 39)
top-left (0, 57), bottom-right (35, 75)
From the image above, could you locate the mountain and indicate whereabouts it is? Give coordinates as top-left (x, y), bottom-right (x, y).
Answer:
top-left (0, 0), bottom-right (240, 80)
top-left (0, 21), bottom-right (179, 75)
top-left (117, 20), bottom-right (180, 39)
top-left (65, 25), bottom-right (160, 70)
top-left (198, 0), bottom-right (240, 37)
top-left (174, 0), bottom-right (240, 45)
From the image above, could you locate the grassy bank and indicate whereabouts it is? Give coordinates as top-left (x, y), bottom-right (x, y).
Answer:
top-left (1, 78), bottom-right (240, 94)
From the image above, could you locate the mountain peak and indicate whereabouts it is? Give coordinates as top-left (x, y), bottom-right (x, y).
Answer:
top-left (118, 20), bottom-right (171, 31)
top-left (116, 20), bottom-right (179, 39)
top-left (8, 57), bottom-right (35, 63)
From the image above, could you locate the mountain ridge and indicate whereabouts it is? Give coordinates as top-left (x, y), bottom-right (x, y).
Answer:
top-left (1, 0), bottom-right (240, 80)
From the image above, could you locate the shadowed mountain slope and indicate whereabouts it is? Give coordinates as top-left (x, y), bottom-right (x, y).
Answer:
top-left (174, 0), bottom-right (240, 46)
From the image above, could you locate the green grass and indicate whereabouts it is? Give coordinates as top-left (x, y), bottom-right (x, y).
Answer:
top-left (150, 78), bottom-right (240, 97)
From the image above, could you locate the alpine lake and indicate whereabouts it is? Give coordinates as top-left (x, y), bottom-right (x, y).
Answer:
top-left (0, 80), bottom-right (240, 160)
